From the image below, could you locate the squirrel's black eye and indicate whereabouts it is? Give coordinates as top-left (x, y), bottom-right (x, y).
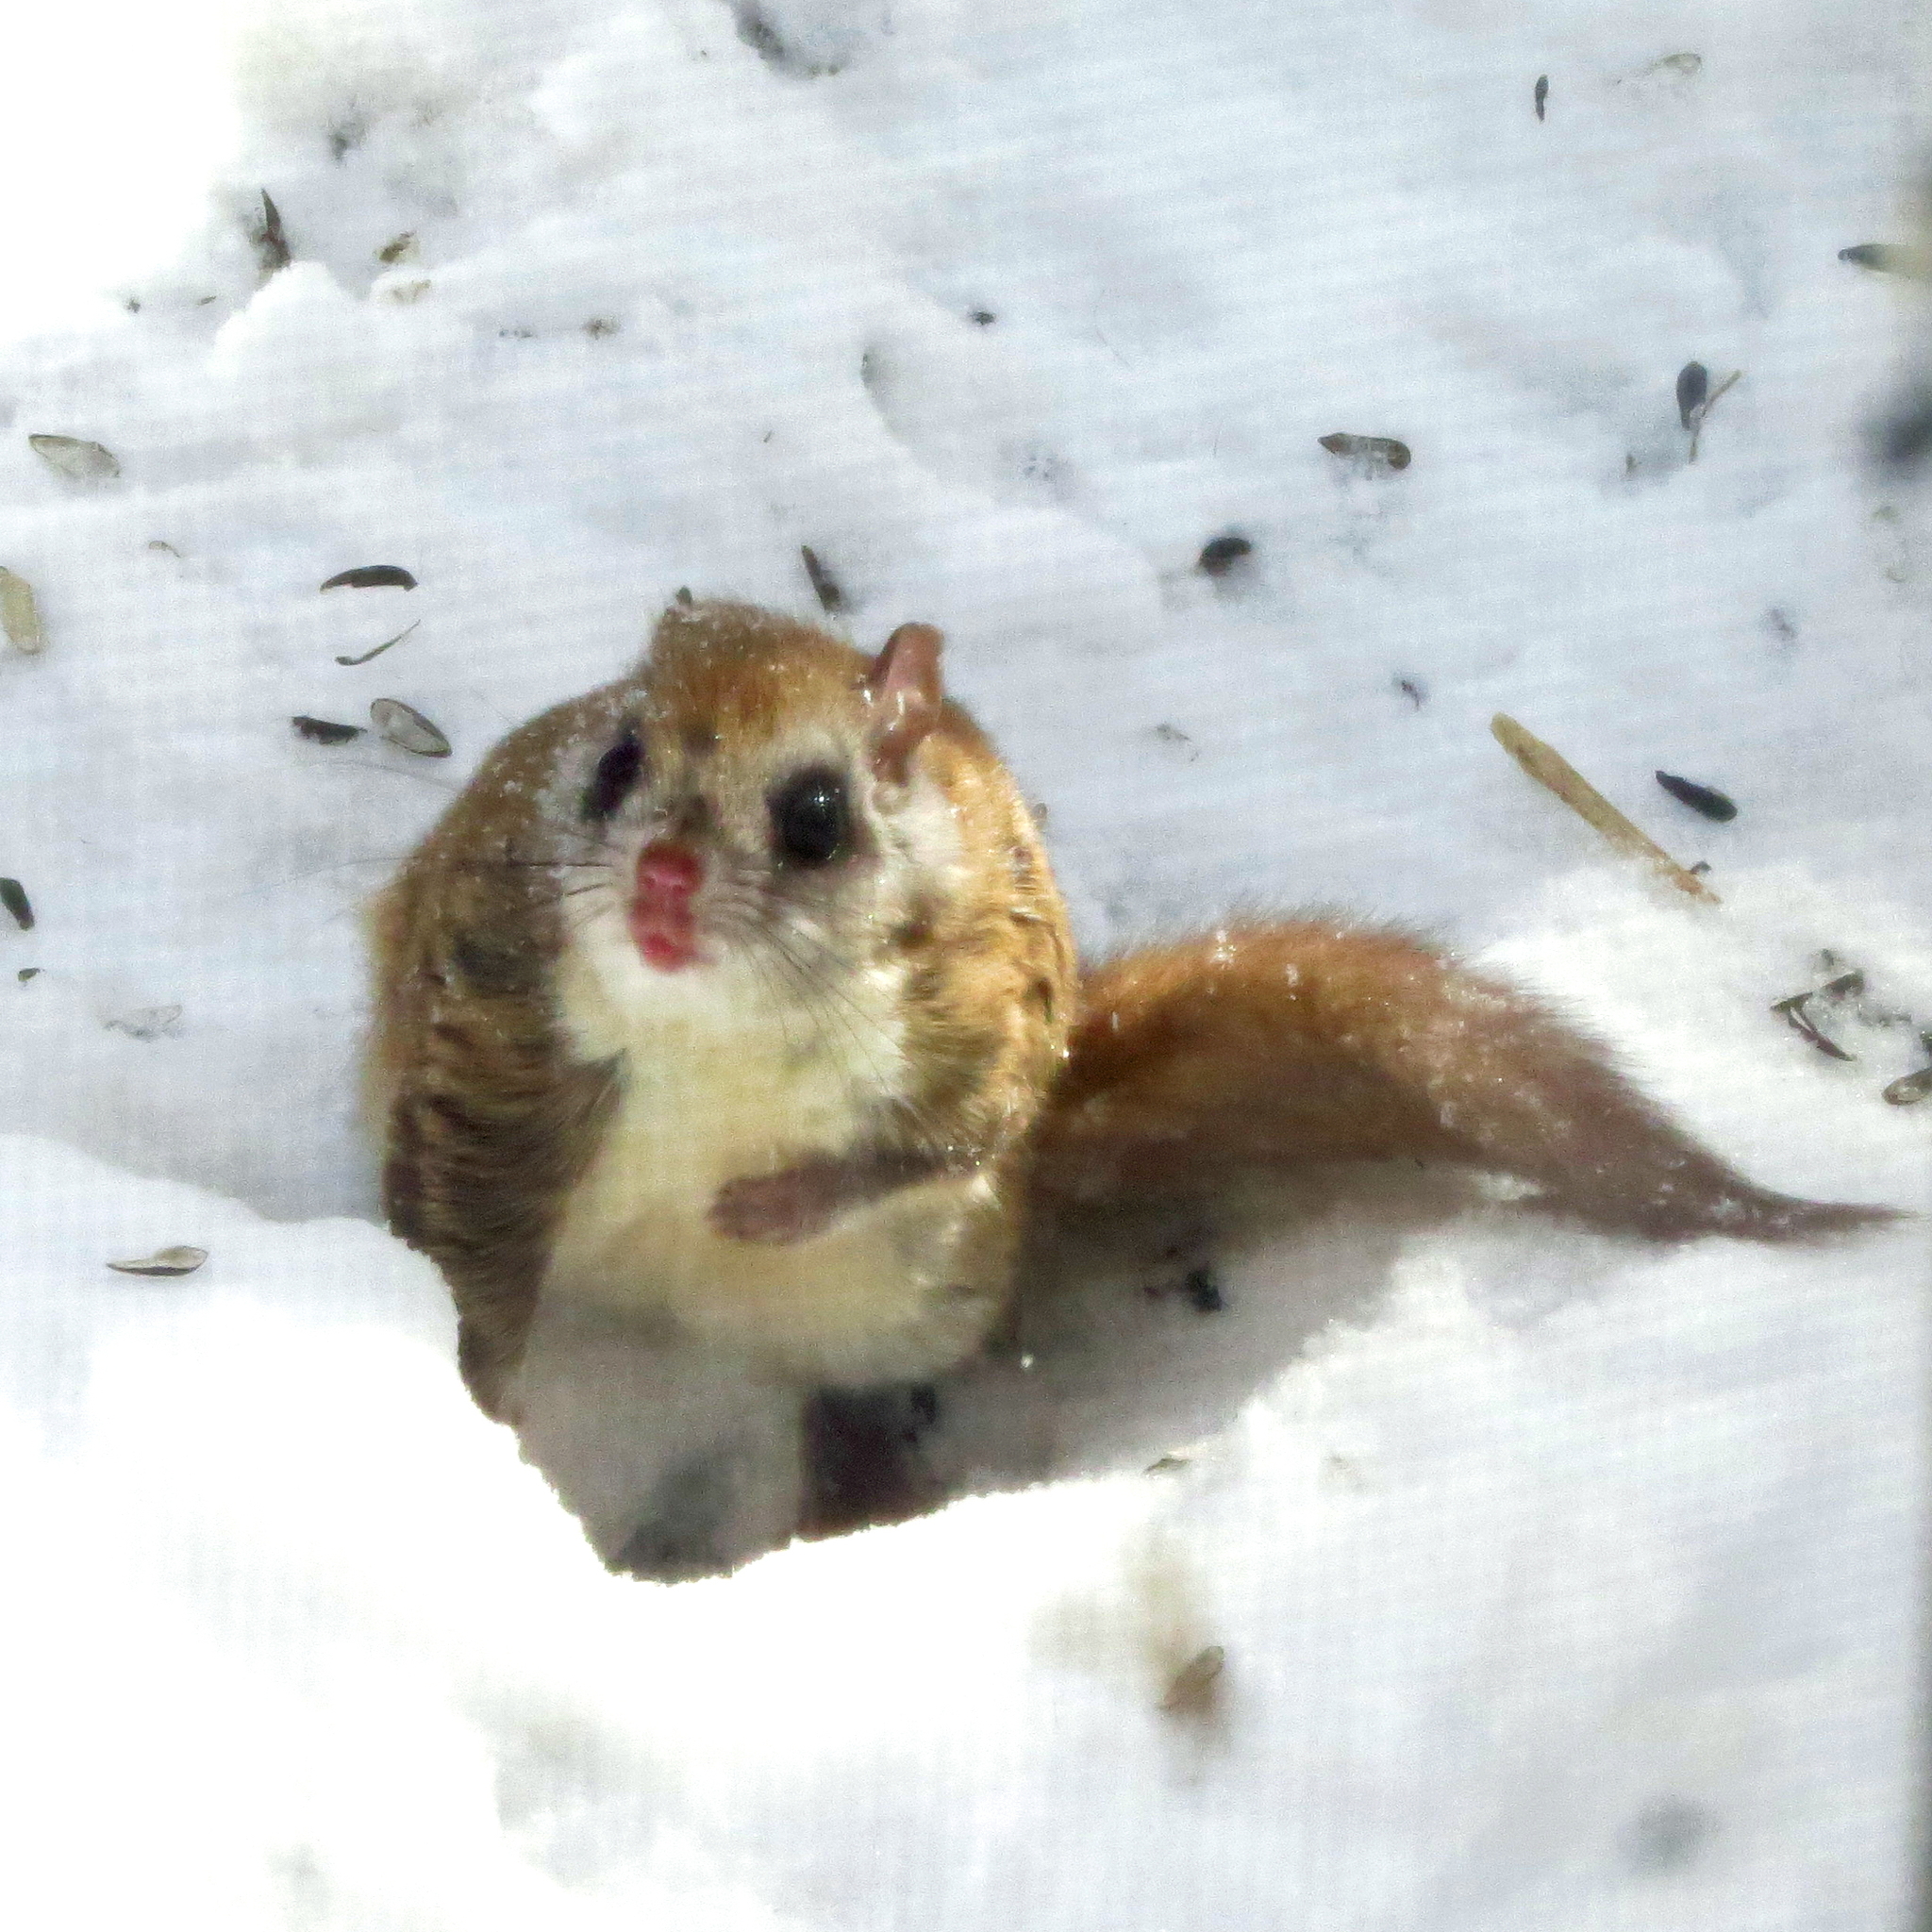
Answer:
top-left (581, 729), bottom-right (643, 822)
top-left (770, 767), bottom-right (850, 866)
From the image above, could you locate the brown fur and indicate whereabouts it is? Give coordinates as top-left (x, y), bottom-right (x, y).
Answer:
top-left (367, 699), bottom-right (627, 1417)
top-left (1035, 924), bottom-right (1898, 1241)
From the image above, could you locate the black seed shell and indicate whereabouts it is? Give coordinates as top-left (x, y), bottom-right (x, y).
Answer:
top-left (800, 544), bottom-right (845, 614)
top-left (292, 715), bottom-right (363, 745)
top-left (320, 565), bottom-right (418, 591)
top-left (1840, 243), bottom-right (1909, 272)
top-left (1675, 361), bottom-right (1708, 429)
top-left (1655, 771), bottom-right (1737, 821)
top-left (1197, 535), bottom-right (1252, 575)
top-left (1319, 433), bottom-right (1411, 472)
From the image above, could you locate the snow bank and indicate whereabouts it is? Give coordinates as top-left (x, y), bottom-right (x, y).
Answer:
top-left (0, 1127), bottom-right (1917, 1928)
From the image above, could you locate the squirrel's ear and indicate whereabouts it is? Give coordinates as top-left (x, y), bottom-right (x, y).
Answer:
top-left (864, 622), bottom-right (944, 784)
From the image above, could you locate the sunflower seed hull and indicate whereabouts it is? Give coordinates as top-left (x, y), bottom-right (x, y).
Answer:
top-left (292, 715), bottom-right (364, 745)
top-left (29, 434), bottom-right (120, 481)
top-left (108, 1245), bottom-right (208, 1277)
top-left (370, 698), bottom-right (452, 758)
top-left (105, 1005), bottom-right (184, 1041)
top-left (1319, 432), bottom-right (1411, 472)
top-left (1160, 1644), bottom-right (1227, 1714)
top-left (257, 191), bottom-right (291, 275)
top-left (1675, 361), bottom-right (1708, 429)
top-left (0, 569), bottom-right (43, 652)
top-left (1197, 534), bottom-right (1252, 575)
top-left (320, 565), bottom-right (418, 591)
top-left (1771, 993), bottom-right (1856, 1060)
top-left (335, 620), bottom-right (420, 667)
top-left (1655, 771), bottom-right (1737, 820)
top-left (800, 544), bottom-right (845, 614)
top-left (1840, 243), bottom-right (1924, 275)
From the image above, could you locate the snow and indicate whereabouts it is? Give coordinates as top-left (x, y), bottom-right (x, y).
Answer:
top-left (0, 0), bottom-right (1926, 1924)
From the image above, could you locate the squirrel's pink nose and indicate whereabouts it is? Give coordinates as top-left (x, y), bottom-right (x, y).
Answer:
top-left (629, 841), bottom-right (704, 971)
top-left (635, 842), bottom-right (704, 900)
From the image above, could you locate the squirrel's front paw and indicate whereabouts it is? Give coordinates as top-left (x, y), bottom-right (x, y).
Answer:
top-left (709, 1162), bottom-right (845, 1243)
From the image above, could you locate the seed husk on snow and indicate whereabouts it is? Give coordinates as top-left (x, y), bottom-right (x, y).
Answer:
top-left (370, 698), bottom-right (452, 758)
top-left (1319, 432), bottom-right (1411, 473)
top-left (1684, 370), bottom-right (1740, 462)
top-left (1655, 771), bottom-right (1736, 821)
top-left (1197, 534), bottom-right (1252, 575)
top-left (1770, 991), bottom-right (1855, 1061)
top-left (0, 568), bottom-right (43, 652)
top-left (320, 565), bottom-right (417, 592)
top-left (108, 1245), bottom-right (208, 1278)
top-left (1839, 243), bottom-right (1926, 276)
top-left (800, 544), bottom-right (846, 614)
top-left (1884, 1066), bottom-right (1932, 1106)
top-left (29, 434), bottom-right (120, 481)
top-left (1675, 361), bottom-right (1708, 430)
top-left (256, 190), bottom-right (291, 276)
top-left (0, 878), bottom-right (33, 930)
top-left (292, 715), bottom-right (364, 745)
top-left (1767, 965), bottom-right (1926, 1079)
top-left (335, 619), bottom-right (420, 667)
top-left (1160, 1644), bottom-right (1226, 1716)
top-left (106, 1004), bottom-right (183, 1041)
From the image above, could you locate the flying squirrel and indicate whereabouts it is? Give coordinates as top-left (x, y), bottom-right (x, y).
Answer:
top-left (368, 598), bottom-right (1900, 1576)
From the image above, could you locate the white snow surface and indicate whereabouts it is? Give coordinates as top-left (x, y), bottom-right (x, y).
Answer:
top-left (0, 0), bottom-right (1928, 1924)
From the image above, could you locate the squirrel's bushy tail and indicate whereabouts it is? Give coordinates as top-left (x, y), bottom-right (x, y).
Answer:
top-left (1032, 922), bottom-right (1901, 1242)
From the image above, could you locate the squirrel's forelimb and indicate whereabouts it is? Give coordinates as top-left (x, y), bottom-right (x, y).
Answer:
top-left (1034, 923), bottom-right (1901, 1242)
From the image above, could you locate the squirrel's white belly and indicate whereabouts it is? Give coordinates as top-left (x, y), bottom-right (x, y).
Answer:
top-left (542, 926), bottom-right (1002, 1384)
